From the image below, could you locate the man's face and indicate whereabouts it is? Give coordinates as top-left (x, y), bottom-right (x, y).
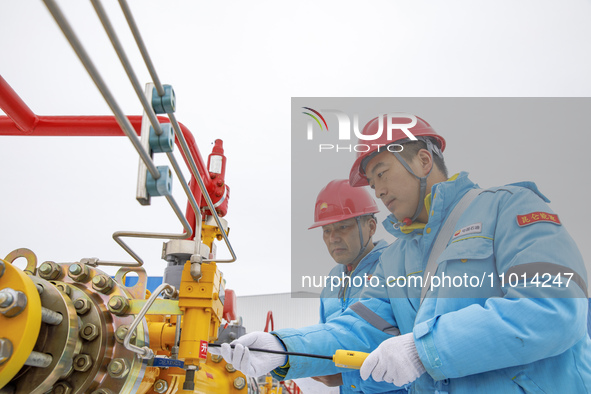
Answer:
top-left (364, 150), bottom-right (422, 221)
top-left (322, 217), bottom-right (373, 265)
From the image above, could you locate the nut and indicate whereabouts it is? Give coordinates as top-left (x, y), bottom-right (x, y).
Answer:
top-left (107, 296), bottom-right (129, 316)
top-left (91, 390), bottom-right (113, 394)
top-left (54, 282), bottom-right (71, 297)
top-left (38, 261), bottom-right (62, 280)
top-left (108, 358), bottom-right (130, 378)
top-left (0, 288), bottom-right (27, 318)
top-left (233, 376), bottom-right (246, 390)
top-left (52, 381), bottom-right (73, 394)
top-left (0, 338), bottom-right (13, 365)
top-left (211, 354), bottom-right (223, 363)
top-left (68, 263), bottom-right (89, 282)
top-left (115, 325), bottom-right (136, 344)
top-left (79, 323), bottom-right (99, 341)
top-left (91, 274), bottom-right (114, 294)
top-left (73, 354), bottom-right (93, 372)
top-left (74, 298), bottom-right (91, 315)
top-left (225, 363), bottom-right (236, 373)
top-left (0, 260), bottom-right (5, 278)
top-left (153, 379), bottom-right (169, 393)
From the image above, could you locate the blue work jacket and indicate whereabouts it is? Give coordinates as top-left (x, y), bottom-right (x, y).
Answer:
top-left (319, 240), bottom-right (403, 393)
top-left (319, 240), bottom-right (388, 324)
top-left (273, 172), bottom-right (591, 393)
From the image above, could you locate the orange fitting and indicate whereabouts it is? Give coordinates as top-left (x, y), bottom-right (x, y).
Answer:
top-left (148, 321), bottom-right (178, 352)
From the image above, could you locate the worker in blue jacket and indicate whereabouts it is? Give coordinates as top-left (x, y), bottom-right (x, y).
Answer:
top-left (213, 114), bottom-right (591, 393)
top-left (304, 179), bottom-right (398, 393)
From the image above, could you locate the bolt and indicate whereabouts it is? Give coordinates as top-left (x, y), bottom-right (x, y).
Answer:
top-left (91, 390), bottom-right (113, 394)
top-left (225, 363), bottom-right (236, 373)
top-left (38, 261), bottom-right (62, 280)
top-left (0, 292), bottom-right (13, 308)
top-left (107, 358), bottom-right (129, 378)
top-left (0, 338), bottom-right (13, 365)
top-left (79, 323), bottom-right (99, 341)
top-left (233, 376), bottom-right (246, 390)
top-left (153, 379), bottom-right (169, 393)
top-left (39, 263), bottom-right (51, 274)
top-left (107, 296), bottom-right (129, 316)
top-left (74, 298), bottom-right (91, 315)
top-left (52, 381), bottom-right (73, 394)
top-left (0, 260), bottom-right (5, 277)
top-left (211, 354), bottom-right (223, 363)
top-left (68, 263), bottom-right (89, 282)
top-left (115, 325), bottom-right (136, 344)
top-left (0, 288), bottom-right (27, 318)
top-left (73, 354), bottom-right (93, 372)
top-left (69, 264), bottom-right (82, 275)
top-left (54, 282), bottom-right (71, 297)
top-left (91, 274), bottom-right (114, 294)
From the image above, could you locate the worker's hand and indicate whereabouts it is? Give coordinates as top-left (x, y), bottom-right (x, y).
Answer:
top-left (210, 332), bottom-right (287, 377)
top-left (360, 333), bottom-right (426, 386)
top-left (311, 373), bottom-right (343, 387)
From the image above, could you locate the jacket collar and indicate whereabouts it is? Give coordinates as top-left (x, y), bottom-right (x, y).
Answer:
top-left (348, 239), bottom-right (389, 273)
top-left (382, 172), bottom-right (478, 238)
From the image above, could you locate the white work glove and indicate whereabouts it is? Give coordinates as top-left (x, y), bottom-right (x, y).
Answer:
top-left (209, 332), bottom-right (287, 377)
top-left (360, 333), bottom-right (426, 386)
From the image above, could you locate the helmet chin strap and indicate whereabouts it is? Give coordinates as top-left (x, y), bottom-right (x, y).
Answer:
top-left (347, 216), bottom-right (373, 269)
top-left (391, 138), bottom-right (437, 225)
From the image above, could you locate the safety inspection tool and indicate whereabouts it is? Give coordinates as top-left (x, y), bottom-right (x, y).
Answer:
top-left (209, 343), bottom-right (369, 369)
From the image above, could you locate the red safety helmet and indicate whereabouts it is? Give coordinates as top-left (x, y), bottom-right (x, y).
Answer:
top-left (349, 114), bottom-right (446, 187)
top-left (309, 179), bottom-right (379, 229)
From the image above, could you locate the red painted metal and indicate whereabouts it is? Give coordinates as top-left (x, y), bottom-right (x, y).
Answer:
top-left (0, 74), bottom-right (225, 238)
top-left (0, 74), bottom-right (39, 133)
top-left (264, 311), bottom-right (275, 333)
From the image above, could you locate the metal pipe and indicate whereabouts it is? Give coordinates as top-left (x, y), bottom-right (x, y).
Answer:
top-left (24, 351), bottom-right (53, 368)
top-left (168, 112), bottom-right (237, 263)
top-left (42, 0), bottom-right (161, 181)
top-left (91, 0), bottom-right (163, 137)
top-left (0, 75), bottom-right (38, 133)
top-left (118, 0), bottom-right (164, 96)
top-left (167, 152), bottom-right (200, 224)
top-left (99, 193), bottom-right (193, 267)
top-left (124, 283), bottom-right (177, 358)
top-left (0, 115), bottom-right (212, 190)
top-left (41, 307), bottom-right (63, 325)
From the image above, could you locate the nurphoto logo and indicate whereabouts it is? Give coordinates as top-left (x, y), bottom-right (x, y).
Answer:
top-left (302, 109), bottom-right (418, 152)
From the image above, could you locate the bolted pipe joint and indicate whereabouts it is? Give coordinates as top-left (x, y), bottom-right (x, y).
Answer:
top-left (91, 274), bottom-right (114, 294)
top-left (79, 323), bottom-right (99, 341)
top-left (0, 288), bottom-right (27, 318)
top-left (234, 376), bottom-right (247, 390)
top-left (74, 298), bottom-right (92, 315)
top-left (54, 282), bottom-right (72, 297)
top-left (68, 263), bottom-right (90, 282)
top-left (153, 379), bottom-right (169, 393)
top-left (52, 381), bottom-right (73, 394)
top-left (73, 354), bottom-right (93, 372)
top-left (0, 338), bottom-right (13, 366)
top-left (107, 296), bottom-right (130, 316)
top-left (38, 261), bottom-right (63, 280)
top-left (107, 358), bottom-right (130, 378)
top-left (115, 325), bottom-right (136, 344)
